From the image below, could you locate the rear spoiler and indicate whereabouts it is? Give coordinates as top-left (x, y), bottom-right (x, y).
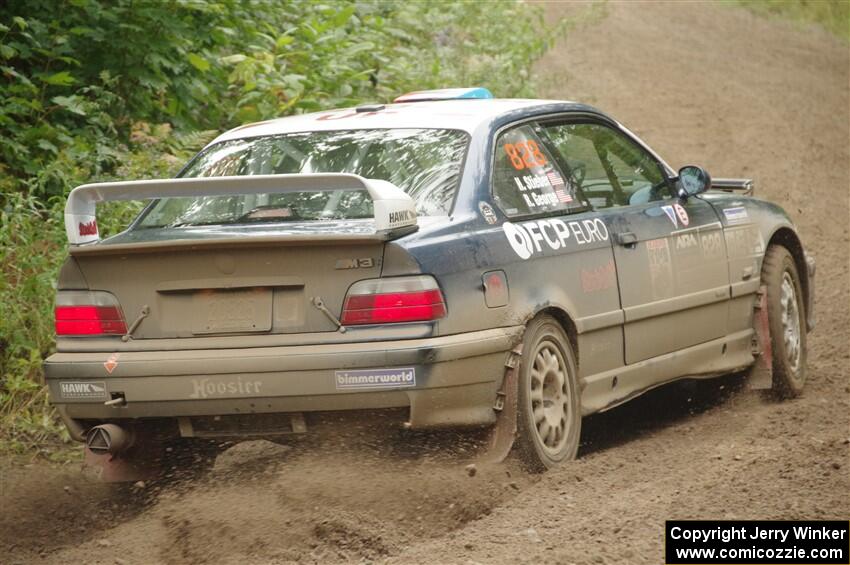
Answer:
top-left (711, 178), bottom-right (754, 196)
top-left (64, 173), bottom-right (417, 245)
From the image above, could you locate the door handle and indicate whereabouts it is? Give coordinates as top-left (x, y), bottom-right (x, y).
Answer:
top-left (616, 231), bottom-right (638, 247)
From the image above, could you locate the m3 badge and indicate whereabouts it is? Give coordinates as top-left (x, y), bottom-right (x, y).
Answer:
top-left (335, 258), bottom-right (377, 270)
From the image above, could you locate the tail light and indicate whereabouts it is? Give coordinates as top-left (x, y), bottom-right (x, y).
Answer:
top-left (341, 276), bottom-right (446, 325)
top-left (55, 291), bottom-right (127, 336)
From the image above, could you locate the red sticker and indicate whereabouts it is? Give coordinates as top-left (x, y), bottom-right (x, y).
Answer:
top-left (104, 353), bottom-right (119, 374)
top-left (78, 220), bottom-right (98, 236)
top-left (581, 260), bottom-right (616, 293)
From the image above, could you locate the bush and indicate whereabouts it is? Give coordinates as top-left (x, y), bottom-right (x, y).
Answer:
top-left (0, 0), bottom-right (561, 450)
top-left (0, 142), bottom-right (190, 453)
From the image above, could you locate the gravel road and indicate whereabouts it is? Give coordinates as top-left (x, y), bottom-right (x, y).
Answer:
top-left (2, 2), bottom-right (847, 564)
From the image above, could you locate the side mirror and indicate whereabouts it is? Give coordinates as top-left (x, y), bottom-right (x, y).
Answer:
top-left (677, 165), bottom-right (711, 198)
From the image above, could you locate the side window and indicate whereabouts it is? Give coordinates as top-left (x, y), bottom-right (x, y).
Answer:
top-left (492, 124), bottom-right (583, 217)
top-left (541, 123), bottom-right (669, 209)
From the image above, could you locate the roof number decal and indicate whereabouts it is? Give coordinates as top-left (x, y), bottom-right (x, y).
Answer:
top-left (504, 141), bottom-right (548, 170)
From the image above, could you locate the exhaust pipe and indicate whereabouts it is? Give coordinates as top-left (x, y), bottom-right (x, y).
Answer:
top-left (85, 423), bottom-right (135, 456)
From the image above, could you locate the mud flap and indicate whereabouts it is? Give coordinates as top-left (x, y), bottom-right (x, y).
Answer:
top-left (748, 286), bottom-right (773, 389)
top-left (479, 344), bottom-right (522, 463)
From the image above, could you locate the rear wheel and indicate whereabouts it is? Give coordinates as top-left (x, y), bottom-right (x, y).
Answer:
top-left (514, 315), bottom-right (581, 471)
top-left (762, 245), bottom-right (807, 397)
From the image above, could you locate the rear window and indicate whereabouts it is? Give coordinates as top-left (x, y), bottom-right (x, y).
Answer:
top-left (136, 129), bottom-right (468, 229)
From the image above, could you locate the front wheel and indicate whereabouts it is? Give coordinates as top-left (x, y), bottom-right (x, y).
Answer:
top-left (762, 244), bottom-right (807, 398)
top-left (514, 315), bottom-right (581, 471)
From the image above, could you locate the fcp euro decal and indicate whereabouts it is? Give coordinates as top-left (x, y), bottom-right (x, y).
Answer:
top-left (504, 218), bottom-right (609, 260)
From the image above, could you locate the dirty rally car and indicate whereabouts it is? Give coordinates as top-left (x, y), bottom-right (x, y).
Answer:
top-left (45, 88), bottom-right (815, 479)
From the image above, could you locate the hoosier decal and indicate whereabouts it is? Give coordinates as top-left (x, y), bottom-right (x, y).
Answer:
top-left (189, 377), bottom-right (262, 399)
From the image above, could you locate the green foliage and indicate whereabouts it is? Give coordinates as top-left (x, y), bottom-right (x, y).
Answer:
top-left (736, 0), bottom-right (850, 41)
top-left (0, 142), bottom-right (190, 451)
top-left (0, 0), bottom-right (561, 450)
top-left (0, 193), bottom-right (68, 451)
top-left (220, 2), bottom-right (552, 121)
top-left (1, 0), bottom-right (557, 200)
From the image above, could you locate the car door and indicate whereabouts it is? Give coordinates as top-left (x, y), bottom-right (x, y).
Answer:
top-left (539, 120), bottom-right (730, 364)
top-left (489, 121), bottom-right (625, 379)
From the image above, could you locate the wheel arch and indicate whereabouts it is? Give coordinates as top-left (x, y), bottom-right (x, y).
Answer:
top-left (766, 226), bottom-right (810, 321)
top-left (531, 306), bottom-right (579, 367)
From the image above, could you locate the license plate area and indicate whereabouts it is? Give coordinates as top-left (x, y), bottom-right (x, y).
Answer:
top-left (192, 288), bottom-right (272, 334)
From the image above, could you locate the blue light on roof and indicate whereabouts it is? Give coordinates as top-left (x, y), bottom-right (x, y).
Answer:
top-left (393, 87), bottom-right (495, 103)
top-left (456, 87), bottom-right (494, 99)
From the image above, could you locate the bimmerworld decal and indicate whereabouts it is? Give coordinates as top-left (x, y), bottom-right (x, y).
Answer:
top-left (335, 368), bottom-right (416, 390)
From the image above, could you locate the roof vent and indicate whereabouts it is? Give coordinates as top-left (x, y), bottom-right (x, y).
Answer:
top-left (355, 104), bottom-right (386, 113)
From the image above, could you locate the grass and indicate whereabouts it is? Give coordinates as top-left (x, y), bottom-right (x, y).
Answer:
top-left (0, 144), bottom-right (186, 457)
top-left (736, 0), bottom-right (850, 40)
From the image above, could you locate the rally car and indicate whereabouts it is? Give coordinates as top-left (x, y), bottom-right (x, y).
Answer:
top-left (45, 88), bottom-right (815, 479)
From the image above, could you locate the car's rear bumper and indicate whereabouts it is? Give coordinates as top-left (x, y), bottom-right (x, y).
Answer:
top-left (45, 326), bottom-right (523, 437)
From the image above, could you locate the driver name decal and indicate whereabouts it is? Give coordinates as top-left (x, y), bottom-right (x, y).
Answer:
top-left (511, 170), bottom-right (573, 208)
top-left (504, 218), bottom-right (609, 260)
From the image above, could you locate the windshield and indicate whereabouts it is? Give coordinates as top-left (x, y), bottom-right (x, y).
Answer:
top-left (136, 129), bottom-right (468, 229)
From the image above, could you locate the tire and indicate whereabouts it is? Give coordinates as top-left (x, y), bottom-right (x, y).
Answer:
top-left (761, 244), bottom-right (807, 398)
top-left (514, 315), bottom-right (581, 471)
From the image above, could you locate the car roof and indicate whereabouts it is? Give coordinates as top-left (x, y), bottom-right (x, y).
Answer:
top-left (210, 99), bottom-right (601, 144)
